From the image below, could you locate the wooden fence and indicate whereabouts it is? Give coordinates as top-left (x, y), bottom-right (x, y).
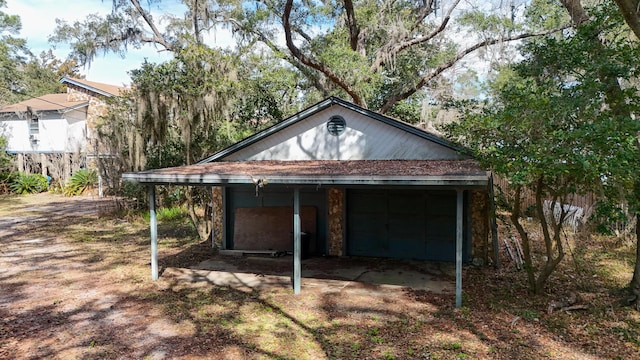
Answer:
top-left (492, 175), bottom-right (597, 214)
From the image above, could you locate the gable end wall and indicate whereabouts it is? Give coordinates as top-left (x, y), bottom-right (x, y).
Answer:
top-left (222, 106), bottom-right (462, 161)
top-left (67, 86), bottom-right (109, 140)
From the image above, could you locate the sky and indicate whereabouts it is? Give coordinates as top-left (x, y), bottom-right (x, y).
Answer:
top-left (4, 0), bottom-right (193, 87)
top-left (3, 0), bottom-right (507, 96)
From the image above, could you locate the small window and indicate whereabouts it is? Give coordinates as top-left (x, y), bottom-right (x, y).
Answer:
top-left (29, 117), bottom-right (39, 135)
top-left (327, 115), bottom-right (346, 136)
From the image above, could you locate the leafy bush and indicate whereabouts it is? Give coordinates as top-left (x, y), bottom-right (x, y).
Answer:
top-left (120, 180), bottom-right (147, 207)
top-left (157, 206), bottom-right (189, 222)
top-left (10, 173), bottom-right (48, 194)
top-left (142, 206), bottom-right (190, 222)
top-left (64, 169), bottom-right (98, 196)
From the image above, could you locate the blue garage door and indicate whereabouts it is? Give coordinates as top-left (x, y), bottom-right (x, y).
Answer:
top-left (347, 189), bottom-right (458, 261)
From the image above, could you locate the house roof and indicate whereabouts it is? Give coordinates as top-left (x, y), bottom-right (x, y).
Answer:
top-left (123, 97), bottom-right (487, 188)
top-left (198, 97), bottom-right (460, 163)
top-left (122, 160), bottom-right (489, 188)
top-left (60, 77), bottom-right (126, 97)
top-left (0, 93), bottom-right (88, 114)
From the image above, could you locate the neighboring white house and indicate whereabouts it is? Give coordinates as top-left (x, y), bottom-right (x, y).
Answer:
top-left (0, 77), bottom-right (124, 182)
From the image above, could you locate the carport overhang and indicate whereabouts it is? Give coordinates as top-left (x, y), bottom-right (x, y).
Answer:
top-left (122, 160), bottom-right (490, 307)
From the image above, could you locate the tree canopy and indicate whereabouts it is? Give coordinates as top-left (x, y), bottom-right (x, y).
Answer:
top-left (49, 0), bottom-right (574, 119)
top-left (0, 1), bottom-right (82, 105)
top-left (447, 1), bottom-right (640, 294)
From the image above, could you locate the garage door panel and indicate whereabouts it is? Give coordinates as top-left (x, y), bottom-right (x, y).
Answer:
top-left (351, 192), bottom-right (387, 210)
top-left (348, 189), bottom-right (461, 262)
top-left (347, 191), bottom-right (387, 256)
top-left (349, 189), bottom-right (426, 259)
top-left (389, 195), bottom-right (423, 215)
top-left (425, 193), bottom-right (457, 261)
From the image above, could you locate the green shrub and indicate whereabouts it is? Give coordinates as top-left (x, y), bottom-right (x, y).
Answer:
top-left (64, 169), bottom-right (98, 196)
top-left (157, 206), bottom-right (189, 222)
top-left (141, 206), bottom-right (189, 222)
top-left (120, 180), bottom-right (146, 207)
top-left (10, 173), bottom-right (48, 194)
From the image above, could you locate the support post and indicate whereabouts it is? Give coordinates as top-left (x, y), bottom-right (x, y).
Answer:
top-left (221, 186), bottom-right (227, 250)
top-left (456, 189), bottom-right (464, 308)
top-left (40, 153), bottom-right (47, 176)
top-left (149, 185), bottom-right (158, 281)
top-left (293, 188), bottom-right (301, 294)
top-left (17, 153), bottom-right (24, 172)
top-left (211, 187), bottom-right (216, 249)
top-left (63, 152), bottom-right (70, 183)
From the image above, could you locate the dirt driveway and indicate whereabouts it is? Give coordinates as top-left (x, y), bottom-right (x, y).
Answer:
top-left (0, 194), bottom-right (458, 359)
top-left (1, 193), bottom-right (635, 360)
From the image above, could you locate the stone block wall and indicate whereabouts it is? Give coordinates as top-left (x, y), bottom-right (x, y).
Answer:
top-left (67, 86), bottom-right (110, 137)
top-left (66, 84), bottom-right (118, 172)
top-left (327, 188), bottom-right (344, 256)
top-left (470, 189), bottom-right (490, 264)
top-left (212, 186), bottom-right (224, 248)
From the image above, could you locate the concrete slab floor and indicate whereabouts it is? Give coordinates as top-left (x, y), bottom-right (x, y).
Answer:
top-left (177, 255), bottom-right (456, 294)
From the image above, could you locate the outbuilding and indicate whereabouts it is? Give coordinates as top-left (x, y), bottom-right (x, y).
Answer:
top-left (123, 97), bottom-right (493, 306)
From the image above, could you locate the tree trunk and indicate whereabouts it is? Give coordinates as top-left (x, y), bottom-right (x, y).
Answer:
top-left (614, 0), bottom-right (640, 40)
top-left (185, 186), bottom-right (212, 241)
top-left (619, 0), bottom-right (640, 309)
top-left (560, 0), bottom-right (640, 309)
top-left (630, 200), bottom-right (640, 310)
top-left (510, 185), bottom-right (538, 292)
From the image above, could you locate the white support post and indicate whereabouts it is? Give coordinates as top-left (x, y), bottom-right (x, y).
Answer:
top-left (40, 153), bottom-right (47, 176)
top-left (149, 186), bottom-right (158, 281)
top-left (293, 188), bottom-right (301, 294)
top-left (456, 189), bottom-right (464, 308)
top-left (221, 186), bottom-right (227, 250)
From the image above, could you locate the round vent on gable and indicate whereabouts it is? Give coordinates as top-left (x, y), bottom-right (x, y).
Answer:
top-left (327, 115), bottom-right (346, 136)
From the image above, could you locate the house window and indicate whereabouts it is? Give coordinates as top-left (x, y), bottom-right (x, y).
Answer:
top-left (29, 116), bottom-right (39, 135)
top-left (327, 115), bottom-right (346, 136)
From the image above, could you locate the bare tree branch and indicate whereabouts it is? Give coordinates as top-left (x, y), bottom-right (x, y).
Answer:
top-left (614, 0), bottom-right (640, 40)
top-left (559, 0), bottom-right (590, 26)
top-left (343, 0), bottom-right (360, 51)
top-left (408, 0), bottom-right (439, 33)
top-left (225, 17), bottom-right (330, 95)
top-left (379, 24), bottom-right (571, 113)
top-left (283, 0), bottom-right (365, 106)
top-left (371, 0), bottom-right (460, 73)
top-left (129, 0), bottom-right (173, 51)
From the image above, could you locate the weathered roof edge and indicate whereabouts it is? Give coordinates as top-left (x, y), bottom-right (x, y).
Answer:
top-left (0, 94), bottom-right (89, 115)
top-left (60, 101), bottom-right (91, 113)
top-left (122, 171), bottom-right (489, 188)
top-left (197, 97), bottom-right (461, 164)
top-left (60, 77), bottom-right (122, 97)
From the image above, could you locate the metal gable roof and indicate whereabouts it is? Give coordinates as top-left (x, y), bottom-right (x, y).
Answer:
top-left (197, 97), bottom-right (460, 164)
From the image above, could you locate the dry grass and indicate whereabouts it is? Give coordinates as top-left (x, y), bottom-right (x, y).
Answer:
top-left (1, 193), bottom-right (640, 359)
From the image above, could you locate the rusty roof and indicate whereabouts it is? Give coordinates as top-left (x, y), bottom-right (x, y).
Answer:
top-left (123, 160), bottom-right (489, 188)
top-left (0, 93), bottom-right (88, 114)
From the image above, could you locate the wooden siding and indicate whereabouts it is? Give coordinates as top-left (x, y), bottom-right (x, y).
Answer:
top-left (222, 106), bottom-right (462, 161)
